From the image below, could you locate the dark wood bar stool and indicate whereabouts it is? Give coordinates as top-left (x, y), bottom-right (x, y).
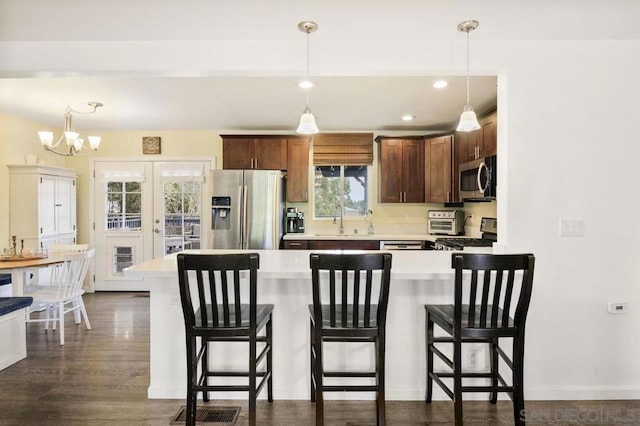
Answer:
top-left (309, 252), bottom-right (393, 426)
top-left (176, 253), bottom-right (273, 426)
top-left (425, 253), bottom-right (535, 425)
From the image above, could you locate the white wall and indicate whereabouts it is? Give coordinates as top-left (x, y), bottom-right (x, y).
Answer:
top-left (491, 40), bottom-right (640, 398)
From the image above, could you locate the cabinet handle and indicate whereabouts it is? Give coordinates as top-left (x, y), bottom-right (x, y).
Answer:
top-left (289, 242), bottom-right (302, 247)
top-left (254, 158), bottom-right (258, 169)
top-left (447, 191), bottom-right (450, 202)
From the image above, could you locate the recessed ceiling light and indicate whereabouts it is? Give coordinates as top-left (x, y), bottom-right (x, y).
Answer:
top-left (433, 80), bottom-right (448, 89)
top-left (299, 80), bottom-right (315, 89)
top-left (401, 114), bottom-right (415, 121)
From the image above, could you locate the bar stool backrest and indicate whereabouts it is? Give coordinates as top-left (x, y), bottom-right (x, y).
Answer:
top-left (177, 253), bottom-right (260, 331)
top-left (452, 253), bottom-right (535, 332)
top-left (310, 253), bottom-right (392, 329)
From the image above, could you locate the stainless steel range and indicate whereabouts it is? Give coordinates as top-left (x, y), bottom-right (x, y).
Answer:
top-left (434, 217), bottom-right (497, 251)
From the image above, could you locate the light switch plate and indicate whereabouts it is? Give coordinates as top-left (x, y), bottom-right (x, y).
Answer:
top-left (559, 218), bottom-right (585, 237)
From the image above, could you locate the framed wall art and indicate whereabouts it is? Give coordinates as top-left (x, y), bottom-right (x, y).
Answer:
top-left (142, 136), bottom-right (161, 154)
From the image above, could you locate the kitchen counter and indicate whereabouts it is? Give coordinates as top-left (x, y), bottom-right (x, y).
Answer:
top-left (125, 249), bottom-right (490, 401)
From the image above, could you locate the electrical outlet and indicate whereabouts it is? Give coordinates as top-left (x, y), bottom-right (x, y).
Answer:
top-left (468, 348), bottom-right (479, 369)
top-left (607, 301), bottom-right (628, 314)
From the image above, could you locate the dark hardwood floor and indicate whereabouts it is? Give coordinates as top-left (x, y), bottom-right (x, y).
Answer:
top-left (0, 292), bottom-right (637, 425)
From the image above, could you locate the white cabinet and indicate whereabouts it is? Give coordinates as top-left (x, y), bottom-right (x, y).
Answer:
top-left (8, 165), bottom-right (78, 250)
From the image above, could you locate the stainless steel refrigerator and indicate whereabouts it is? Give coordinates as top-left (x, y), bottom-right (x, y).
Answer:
top-left (210, 170), bottom-right (285, 249)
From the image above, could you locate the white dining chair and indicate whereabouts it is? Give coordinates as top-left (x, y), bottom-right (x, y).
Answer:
top-left (25, 249), bottom-right (94, 345)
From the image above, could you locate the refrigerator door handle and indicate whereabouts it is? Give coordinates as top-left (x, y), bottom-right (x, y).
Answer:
top-left (236, 184), bottom-right (244, 249)
top-left (270, 173), bottom-right (278, 248)
top-left (242, 185), bottom-right (249, 249)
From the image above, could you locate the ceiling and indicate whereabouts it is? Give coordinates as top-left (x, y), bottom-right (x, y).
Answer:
top-left (0, 1), bottom-right (637, 134)
top-left (0, 75), bottom-right (497, 133)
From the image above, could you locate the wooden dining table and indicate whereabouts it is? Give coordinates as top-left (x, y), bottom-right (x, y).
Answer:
top-left (0, 255), bottom-right (65, 296)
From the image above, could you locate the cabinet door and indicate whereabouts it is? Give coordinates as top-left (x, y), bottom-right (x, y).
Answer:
top-left (254, 138), bottom-right (287, 170)
top-left (286, 138), bottom-right (309, 202)
top-left (456, 130), bottom-right (480, 163)
top-left (425, 135), bottom-right (453, 203)
top-left (402, 139), bottom-right (425, 203)
top-left (480, 112), bottom-right (497, 157)
top-left (223, 138), bottom-right (253, 169)
top-left (38, 175), bottom-right (57, 237)
top-left (283, 240), bottom-right (309, 249)
top-left (378, 139), bottom-right (404, 203)
top-left (55, 176), bottom-right (76, 235)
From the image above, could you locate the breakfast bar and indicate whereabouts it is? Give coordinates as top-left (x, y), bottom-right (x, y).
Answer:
top-left (125, 249), bottom-right (477, 401)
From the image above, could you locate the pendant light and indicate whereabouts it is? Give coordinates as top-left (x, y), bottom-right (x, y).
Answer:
top-left (456, 20), bottom-right (481, 132)
top-left (296, 21), bottom-right (319, 135)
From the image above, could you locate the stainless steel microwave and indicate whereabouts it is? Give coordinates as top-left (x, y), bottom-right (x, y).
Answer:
top-left (459, 155), bottom-right (497, 201)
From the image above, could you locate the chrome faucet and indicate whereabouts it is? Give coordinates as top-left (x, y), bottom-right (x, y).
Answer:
top-left (333, 205), bottom-right (344, 234)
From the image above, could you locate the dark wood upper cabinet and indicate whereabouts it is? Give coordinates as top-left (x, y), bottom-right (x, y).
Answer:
top-left (222, 135), bottom-right (287, 170)
top-left (425, 134), bottom-right (453, 203)
top-left (480, 112), bottom-right (497, 157)
top-left (376, 136), bottom-right (425, 203)
top-left (286, 137), bottom-right (310, 202)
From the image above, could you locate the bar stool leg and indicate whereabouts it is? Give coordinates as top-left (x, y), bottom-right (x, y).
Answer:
top-left (310, 319), bottom-right (316, 402)
top-left (490, 337), bottom-right (499, 404)
top-left (314, 330), bottom-right (324, 426)
top-left (376, 335), bottom-right (386, 426)
top-left (267, 314), bottom-right (274, 402)
top-left (425, 312), bottom-right (434, 403)
top-left (453, 339), bottom-right (463, 426)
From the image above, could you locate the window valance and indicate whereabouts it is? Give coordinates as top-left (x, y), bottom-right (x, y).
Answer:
top-left (312, 133), bottom-right (374, 165)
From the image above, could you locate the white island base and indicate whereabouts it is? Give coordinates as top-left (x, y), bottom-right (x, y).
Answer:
top-left (126, 249), bottom-right (469, 401)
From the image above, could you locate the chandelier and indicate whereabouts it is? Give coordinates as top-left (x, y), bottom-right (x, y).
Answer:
top-left (38, 102), bottom-right (103, 156)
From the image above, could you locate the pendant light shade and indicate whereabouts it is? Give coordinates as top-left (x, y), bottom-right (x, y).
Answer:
top-left (297, 107), bottom-right (319, 134)
top-left (456, 20), bottom-right (480, 133)
top-left (296, 21), bottom-right (319, 134)
top-left (457, 104), bottom-right (481, 132)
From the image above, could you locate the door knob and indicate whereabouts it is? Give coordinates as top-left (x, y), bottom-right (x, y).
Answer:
top-left (154, 228), bottom-right (161, 234)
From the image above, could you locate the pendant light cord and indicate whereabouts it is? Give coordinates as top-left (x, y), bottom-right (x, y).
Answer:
top-left (306, 31), bottom-right (311, 108)
top-left (465, 29), bottom-right (470, 106)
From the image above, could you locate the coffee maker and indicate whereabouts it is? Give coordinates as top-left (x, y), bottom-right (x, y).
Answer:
top-left (286, 208), bottom-right (305, 233)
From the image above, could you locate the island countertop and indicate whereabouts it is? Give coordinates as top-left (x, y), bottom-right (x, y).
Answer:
top-left (125, 248), bottom-right (460, 280)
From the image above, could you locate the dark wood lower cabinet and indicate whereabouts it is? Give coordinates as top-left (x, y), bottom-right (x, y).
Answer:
top-left (307, 240), bottom-right (380, 250)
top-left (283, 240), bottom-right (309, 249)
top-left (284, 239), bottom-right (380, 250)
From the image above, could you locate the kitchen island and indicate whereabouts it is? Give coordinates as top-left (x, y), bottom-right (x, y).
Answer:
top-left (125, 249), bottom-right (480, 401)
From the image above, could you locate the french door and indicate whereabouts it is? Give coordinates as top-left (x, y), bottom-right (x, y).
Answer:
top-left (92, 159), bottom-right (212, 291)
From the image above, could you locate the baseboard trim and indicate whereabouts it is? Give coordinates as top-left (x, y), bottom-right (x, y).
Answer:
top-left (527, 385), bottom-right (640, 400)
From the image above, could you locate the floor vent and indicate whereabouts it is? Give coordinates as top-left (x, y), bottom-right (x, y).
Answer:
top-left (171, 406), bottom-right (240, 424)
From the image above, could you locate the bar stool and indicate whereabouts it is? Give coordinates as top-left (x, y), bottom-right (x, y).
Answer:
top-left (425, 253), bottom-right (535, 426)
top-left (176, 253), bottom-right (273, 426)
top-left (309, 252), bottom-right (392, 426)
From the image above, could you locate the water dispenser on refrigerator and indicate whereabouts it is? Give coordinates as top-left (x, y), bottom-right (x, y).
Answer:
top-left (211, 196), bottom-right (231, 230)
